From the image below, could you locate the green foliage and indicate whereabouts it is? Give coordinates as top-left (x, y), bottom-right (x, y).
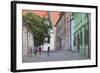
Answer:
top-left (23, 13), bottom-right (50, 47)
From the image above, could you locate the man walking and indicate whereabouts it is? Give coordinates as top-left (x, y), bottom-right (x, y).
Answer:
top-left (47, 46), bottom-right (50, 56)
top-left (34, 47), bottom-right (38, 56)
top-left (39, 46), bottom-right (42, 55)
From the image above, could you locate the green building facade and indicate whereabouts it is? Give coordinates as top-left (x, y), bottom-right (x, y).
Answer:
top-left (73, 12), bottom-right (91, 58)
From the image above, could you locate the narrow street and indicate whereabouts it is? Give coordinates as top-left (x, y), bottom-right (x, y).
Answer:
top-left (22, 49), bottom-right (89, 63)
top-left (22, 11), bottom-right (91, 63)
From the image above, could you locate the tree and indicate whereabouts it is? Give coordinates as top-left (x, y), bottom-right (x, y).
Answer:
top-left (23, 13), bottom-right (51, 47)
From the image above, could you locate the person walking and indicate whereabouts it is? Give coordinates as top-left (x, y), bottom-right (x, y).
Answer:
top-left (29, 47), bottom-right (32, 57)
top-left (47, 46), bottom-right (50, 56)
top-left (39, 46), bottom-right (42, 55)
top-left (34, 47), bottom-right (38, 56)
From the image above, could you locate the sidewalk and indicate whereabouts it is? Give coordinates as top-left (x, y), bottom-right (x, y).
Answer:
top-left (22, 49), bottom-right (89, 63)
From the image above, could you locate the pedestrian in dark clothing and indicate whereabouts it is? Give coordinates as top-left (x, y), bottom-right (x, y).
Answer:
top-left (34, 48), bottom-right (38, 56)
top-left (28, 47), bottom-right (32, 57)
top-left (39, 46), bottom-right (42, 55)
top-left (47, 46), bottom-right (50, 56)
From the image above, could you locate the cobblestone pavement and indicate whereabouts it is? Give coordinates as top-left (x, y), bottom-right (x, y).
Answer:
top-left (22, 50), bottom-right (89, 63)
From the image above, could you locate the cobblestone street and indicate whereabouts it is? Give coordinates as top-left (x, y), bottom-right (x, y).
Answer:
top-left (22, 49), bottom-right (89, 63)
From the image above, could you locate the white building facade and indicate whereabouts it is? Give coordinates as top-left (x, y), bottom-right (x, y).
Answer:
top-left (41, 12), bottom-right (56, 51)
top-left (22, 25), bottom-right (34, 56)
top-left (42, 31), bottom-right (55, 51)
